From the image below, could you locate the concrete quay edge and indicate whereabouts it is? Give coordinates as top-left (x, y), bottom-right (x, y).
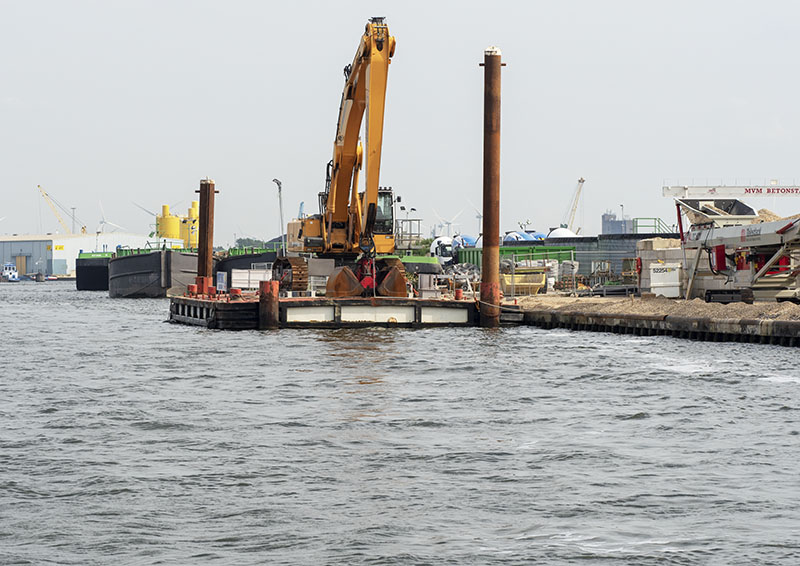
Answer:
top-left (522, 308), bottom-right (800, 346)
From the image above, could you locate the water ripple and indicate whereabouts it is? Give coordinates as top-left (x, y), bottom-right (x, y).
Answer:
top-left (2, 282), bottom-right (799, 564)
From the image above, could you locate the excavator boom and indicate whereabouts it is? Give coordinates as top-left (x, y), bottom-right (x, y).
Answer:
top-left (323, 17), bottom-right (396, 255)
top-left (279, 18), bottom-right (403, 297)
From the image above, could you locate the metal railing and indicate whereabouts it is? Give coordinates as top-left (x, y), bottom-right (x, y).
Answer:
top-left (633, 217), bottom-right (674, 234)
top-left (228, 245), bottom-right (281, 256)
top-left (395, 218), bottom-right (424, 250)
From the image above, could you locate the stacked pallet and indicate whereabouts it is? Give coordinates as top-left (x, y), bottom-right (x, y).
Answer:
top-left (636, 238), bottom-right (683, 294)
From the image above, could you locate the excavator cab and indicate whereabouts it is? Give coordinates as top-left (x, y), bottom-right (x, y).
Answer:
top-left (374, 189), bottom-right (394, 234)
top-left (372, 188), bottom-right (396, 254)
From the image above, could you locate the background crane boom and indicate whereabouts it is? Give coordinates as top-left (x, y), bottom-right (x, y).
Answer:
top-left (562, 177), bottom-right (585, 233)
top-left (36, 184), bottom-right (72, 234)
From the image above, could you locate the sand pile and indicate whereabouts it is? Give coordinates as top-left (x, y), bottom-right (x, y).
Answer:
top-left (756, 209), bottom-right (781, 223)
top-left (755, 209), bottom-right (800, 223)
top-left (516, 295), bottom-right (800, 321)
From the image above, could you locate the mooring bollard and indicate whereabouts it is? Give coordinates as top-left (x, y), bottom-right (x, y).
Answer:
top-left (259, 280), bottom-right (280, 329)
top-left (195, 276), bottom-right (207, 295)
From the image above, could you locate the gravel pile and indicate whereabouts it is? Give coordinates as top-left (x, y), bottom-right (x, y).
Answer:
top-left (516, 295), bottom-right (800, 321)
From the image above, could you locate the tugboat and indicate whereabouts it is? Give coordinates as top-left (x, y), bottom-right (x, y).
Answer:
top-left (1, 262), bottom-right (20, 282)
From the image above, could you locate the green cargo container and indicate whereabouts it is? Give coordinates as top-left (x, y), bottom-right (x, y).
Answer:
top-left (457, 245), bottom-right (575, 266)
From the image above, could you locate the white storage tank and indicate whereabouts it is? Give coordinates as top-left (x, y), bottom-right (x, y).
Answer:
top-left (650, 263), bottom-right (683, 298)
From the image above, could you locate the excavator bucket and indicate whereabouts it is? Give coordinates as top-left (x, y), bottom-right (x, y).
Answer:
top-left (326, 266), bottom-right (364, 297)
top-left (377, 266), bottom-right (407, 297)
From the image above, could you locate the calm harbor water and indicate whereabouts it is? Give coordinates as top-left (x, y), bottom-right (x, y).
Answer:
top-left (2, 281), bottom-right (799, 564)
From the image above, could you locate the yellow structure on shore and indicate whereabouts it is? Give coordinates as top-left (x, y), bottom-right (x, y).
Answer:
top-left (156, 201), bottom-right (199, 248)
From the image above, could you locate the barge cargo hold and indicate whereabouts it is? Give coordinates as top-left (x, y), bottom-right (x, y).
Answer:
top-left (109, 250), bottom-right (198, 298)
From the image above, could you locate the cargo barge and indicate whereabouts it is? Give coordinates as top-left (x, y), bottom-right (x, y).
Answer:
top-left (109, 249), bottom-right (199, 298)
top-left (75, 252), bottom-right (113, 291)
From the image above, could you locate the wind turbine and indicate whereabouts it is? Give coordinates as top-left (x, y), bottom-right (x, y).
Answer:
top-left (97, 201), bottom-right (127, 233)
top-left (466, 198), bottom-right (483, 236)
top-left (133, 198), bottom-right (183, 216)
top-left (133, 202), bottom-right (158, 217)
top-left (132, 202), bottom-right (159, 237)
top-left (432, 209), bottom-right (463, 237)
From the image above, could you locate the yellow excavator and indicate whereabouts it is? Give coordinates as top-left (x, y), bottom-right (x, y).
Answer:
top-left (275, 17), bottom-right (406, 297)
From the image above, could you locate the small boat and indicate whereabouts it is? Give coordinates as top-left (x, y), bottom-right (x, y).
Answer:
top-left (1, 262), bottom-right (20, 282)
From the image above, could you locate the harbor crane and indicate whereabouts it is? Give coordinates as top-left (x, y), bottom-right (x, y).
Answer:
top-left (561, 177), bottom-right (585, 234)
top-left (36, 185), bottom-right (86, 234)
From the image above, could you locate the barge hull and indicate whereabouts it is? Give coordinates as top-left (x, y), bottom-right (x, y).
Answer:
top-left (76, 257), bottom-right (110, 291)
top-left (110, 250), bottom-right (198, 298)
top-left (169, 296), bottom-right (479, 330)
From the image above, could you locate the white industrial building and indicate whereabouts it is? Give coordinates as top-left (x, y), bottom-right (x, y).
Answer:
top-left (0, 232), bottom-right (155, 276)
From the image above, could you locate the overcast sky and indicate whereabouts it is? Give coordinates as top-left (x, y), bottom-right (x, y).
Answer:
top-left (3, 1), bottom-right (800, 244)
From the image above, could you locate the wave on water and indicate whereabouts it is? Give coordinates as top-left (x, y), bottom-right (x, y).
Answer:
top-left (2, 282), bottom-right (799, 564)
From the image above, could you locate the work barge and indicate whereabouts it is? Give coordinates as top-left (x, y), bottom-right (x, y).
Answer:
top-left (165, 30), bottom-right (800, 345)
top-left (170, 178), bottom-right (481, 329)
top-left (170, 291), bottom-right (479, 330)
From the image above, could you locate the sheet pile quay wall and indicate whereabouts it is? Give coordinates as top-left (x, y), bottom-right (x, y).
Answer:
top-left (523, 309), bottom-right (800, 346)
